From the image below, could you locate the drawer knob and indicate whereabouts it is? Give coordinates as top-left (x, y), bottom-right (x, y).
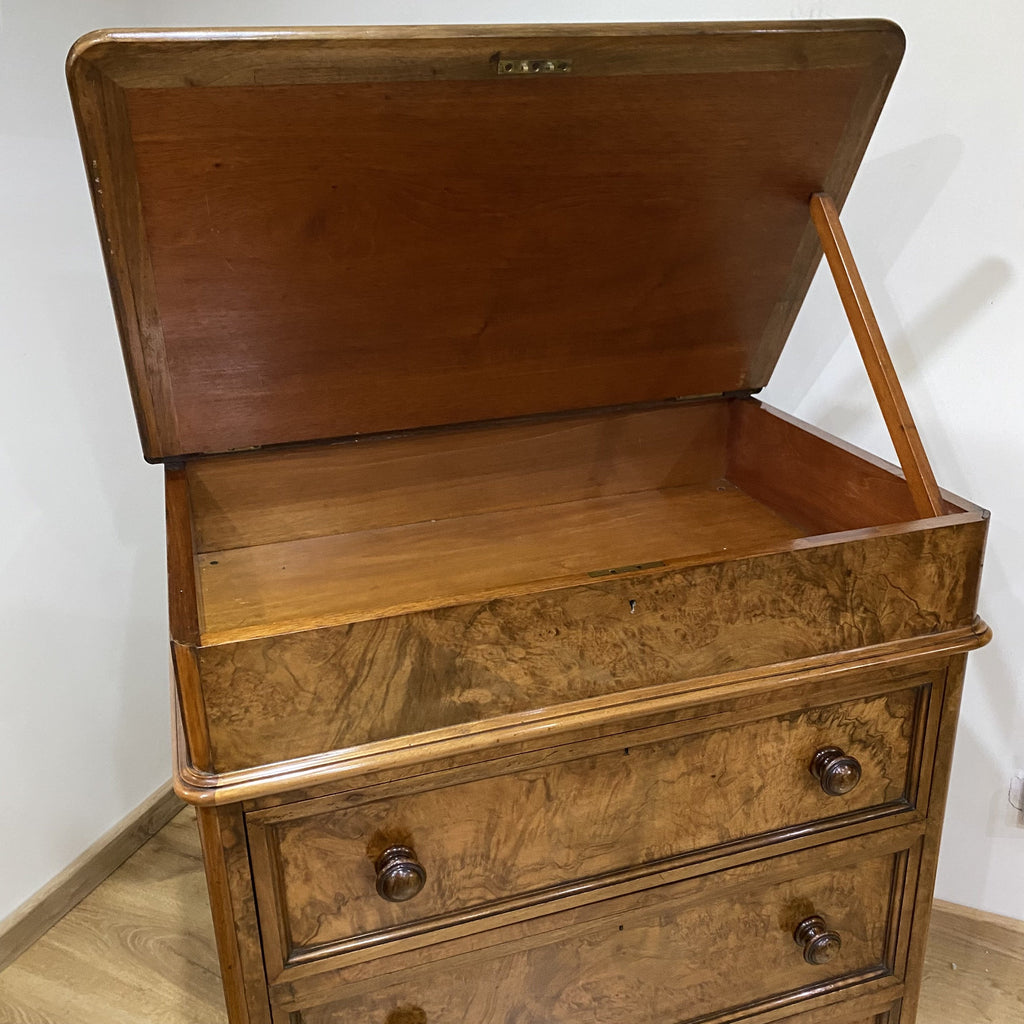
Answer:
top-left (374, 845), bottom-right (426, 903)
top-left (794, 915), bottom-right (842, 965)
top-left (810, 746), bottom-right (862, 796)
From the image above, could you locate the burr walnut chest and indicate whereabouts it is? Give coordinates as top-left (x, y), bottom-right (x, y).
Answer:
top-left (68, 20), bottom-right (989, 1024)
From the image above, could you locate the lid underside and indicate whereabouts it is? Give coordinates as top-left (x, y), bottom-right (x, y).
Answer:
top-left (68, 21), bottom-right (904, 459)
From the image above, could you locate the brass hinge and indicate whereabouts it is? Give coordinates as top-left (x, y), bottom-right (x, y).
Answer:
top-left (497, 57), bottom-right (573, 75)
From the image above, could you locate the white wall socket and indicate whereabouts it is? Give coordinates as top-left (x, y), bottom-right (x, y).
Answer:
top-left (1009, 770), bottom-right (1024, 812)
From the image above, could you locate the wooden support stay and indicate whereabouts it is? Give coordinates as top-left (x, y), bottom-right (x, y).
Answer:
top-left (810, 192), bottom-right (944, 519)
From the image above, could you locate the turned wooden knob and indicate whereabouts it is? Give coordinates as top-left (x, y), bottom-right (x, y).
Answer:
top-left (810, 746), bottom-right (862, 796)
top-left (374, 845), bottom-right (426, 903)
top-left (794, 915), bottom-right (842, 965)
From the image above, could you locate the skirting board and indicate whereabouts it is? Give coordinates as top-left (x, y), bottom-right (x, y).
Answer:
top-left (931, 898), bottom-right (1024, 948)
top-left (0, 783), bottom-right (184, 972)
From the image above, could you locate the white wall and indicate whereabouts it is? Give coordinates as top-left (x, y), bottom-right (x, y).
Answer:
top-left (1, 0), bottom-right (1020, 925)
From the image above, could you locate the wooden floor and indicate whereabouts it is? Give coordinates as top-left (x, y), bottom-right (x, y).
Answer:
top-left (0, 809), bottom-right (1020, 1023)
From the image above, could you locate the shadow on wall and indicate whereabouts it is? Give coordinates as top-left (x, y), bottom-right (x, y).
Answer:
top-left (803, 255), bottom-right (1012, 445)
top-left (772, 134), bottom-right (1012, 446)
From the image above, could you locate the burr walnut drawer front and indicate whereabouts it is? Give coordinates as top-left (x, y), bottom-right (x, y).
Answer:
top-left (280, 829), bottom-right (915, 1023)
top-left (248, 677), bottom-right (931, 969)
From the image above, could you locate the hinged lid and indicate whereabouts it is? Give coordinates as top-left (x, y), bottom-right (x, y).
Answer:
top-left (67, 21), bottom-right (903, 460)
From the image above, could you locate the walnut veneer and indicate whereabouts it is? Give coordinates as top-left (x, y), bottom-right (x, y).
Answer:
top-left (67, 20), bottom-right (989, 1024)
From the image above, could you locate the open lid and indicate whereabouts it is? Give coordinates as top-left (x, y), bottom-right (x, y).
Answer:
top-left (68, 21), bottom-right (903, 461)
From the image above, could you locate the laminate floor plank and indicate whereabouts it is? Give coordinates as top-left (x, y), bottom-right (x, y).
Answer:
top-left (0, 811), bottom-right (227, 1024)
top-left (918, 900), bottom-right (1024, 1024)
top-left (0, 809), bottom-right (1019, 1023)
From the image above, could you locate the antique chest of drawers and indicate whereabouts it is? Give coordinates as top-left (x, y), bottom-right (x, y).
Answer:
top-left (67, 20), bottom-right (989, 1024)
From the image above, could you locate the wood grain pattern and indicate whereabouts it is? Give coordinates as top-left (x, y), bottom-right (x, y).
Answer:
top-left (195, 806), bottom-right (271, 1024)
top-left (196, 481), bottom-right (805, 644)
top-left (810, 194), bottom-right (943, 519)
top-left (65, 51), bottom-right (180, 457)
top-left (188, 396), bottom-right (979, 646)
top-left (229, 656), bottom-right (952, 816)
top-left (165, 465), bottom-right (201, 644)
top-left (70, 22), bottom-right (904, 89)
top-left (269, 825), bottom-right (919, 1003)
top-left (172, 642), bottom-right (213, 773)
top-left (68, 23), bottom-right (903, 458)
top-left (780, 1003), bottom-right (900, 1024)
top-left (188, 400), bottom-right (727, 552)
top-left (255, 686), bottom-right (923, 967)
top-left (196, 520), bottom-right (985, 774)
top-left (727, 400), bottom-right (964, 534)
top-left (191, 395), bottom-right (980, 645)
top-left (287, 834), bottom-right (908, 1022)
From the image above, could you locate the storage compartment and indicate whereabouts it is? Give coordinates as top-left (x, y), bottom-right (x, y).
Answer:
top-left (247, 672), bottom-right (931, 970)
top-left (273, 828), bottom-right (914, 1022)
top-left (187, 398), bottom-right (969, 646)
top-left (172, 396), bottom-right (984, 778)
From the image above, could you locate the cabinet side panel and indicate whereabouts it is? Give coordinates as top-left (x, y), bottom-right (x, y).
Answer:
top-left (196, 805), bottom-right (272, 1024)
top-left (896, 656), bottom-right (968, 1024)
top-left (727, 399), bottom-right (928, 534)
top-left (165, 464), bottom-right (201, 645)
top-left (172, 642), bottom-right (212, 772)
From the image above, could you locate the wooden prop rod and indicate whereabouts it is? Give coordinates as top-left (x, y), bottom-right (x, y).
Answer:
top-left (810, 192), bottom-right (944, 519)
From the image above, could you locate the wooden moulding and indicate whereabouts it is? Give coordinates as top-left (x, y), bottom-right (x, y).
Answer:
top-left (240, 649), bottom-right (952, 817)
top-left (65, 48), bottom-right (180, 458)
top-left (768, 998), bottom-right (903, 1024)
top-left (894, 655), bottom-right (970, 1024)
top-left (69, 21), bottom-right (905, 89)
top-left (171, 628), bottom-right (988, 809)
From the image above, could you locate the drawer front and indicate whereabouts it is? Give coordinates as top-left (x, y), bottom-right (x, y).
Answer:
top-left (250, 679), bottom-right (929, 967)
top-left (286, 833), bottom-right (910, 1024)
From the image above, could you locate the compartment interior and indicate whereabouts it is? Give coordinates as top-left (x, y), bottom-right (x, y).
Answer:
top-left (183, 398), bottom-right (962, 646)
